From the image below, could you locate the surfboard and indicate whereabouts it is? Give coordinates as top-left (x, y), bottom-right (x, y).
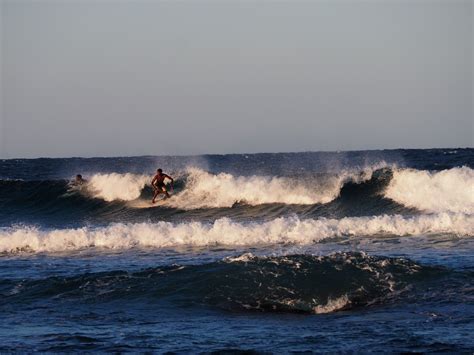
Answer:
top-left (128, 197), bottom-right (170, 209)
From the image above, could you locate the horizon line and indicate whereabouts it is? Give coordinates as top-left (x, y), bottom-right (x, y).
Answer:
top-left (0, 146), bottom-right (472, 161)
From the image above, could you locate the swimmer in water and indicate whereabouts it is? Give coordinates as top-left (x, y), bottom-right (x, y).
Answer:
top-left (74, 174), bottom-right (86, 185)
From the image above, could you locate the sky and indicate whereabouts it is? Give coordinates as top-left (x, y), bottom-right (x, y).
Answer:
top-left (0, 0), bottom-right (472, 158)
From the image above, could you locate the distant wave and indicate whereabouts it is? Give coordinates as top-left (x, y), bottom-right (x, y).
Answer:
top-left (0, 252), bottom-right (447, 314)
top-left (1, 213), bottom-right (471, 254)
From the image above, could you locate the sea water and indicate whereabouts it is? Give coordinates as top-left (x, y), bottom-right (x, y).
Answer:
top-left (0, 149), bottom-right (473, 352)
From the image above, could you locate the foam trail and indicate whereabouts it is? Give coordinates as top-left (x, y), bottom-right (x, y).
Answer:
top-left (1, 213), bottom-right (471, 254)
top-left (384, 167), bottom-right (474, 213)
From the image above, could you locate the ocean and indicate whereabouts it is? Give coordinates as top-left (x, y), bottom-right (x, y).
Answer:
top-left (0, 148), bottom-right (473, 352)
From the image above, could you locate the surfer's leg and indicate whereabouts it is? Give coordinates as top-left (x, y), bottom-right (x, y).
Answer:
top-left (152, 188), bottom-right (160, 203)
top-left (156, 184), bottom-right (169, 199)
top-left (153, 186), bottom-right (168, 203)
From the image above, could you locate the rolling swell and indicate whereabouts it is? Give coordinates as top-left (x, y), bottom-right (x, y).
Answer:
top-left (0, 252), bottom-right (448, 314)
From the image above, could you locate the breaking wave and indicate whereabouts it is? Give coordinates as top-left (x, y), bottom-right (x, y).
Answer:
top-left (1, 213), bottom-right (471, 254)
top-left (78, 166), bottom-right (474, 213)
top-left (85, 167), bottom-right (382, 207)
top-left (165, 168), bottom-right (342, 207)
top-left (0, 167), bottom-right (472, 220)
top-left (385, 167), bottom-right (474, 213)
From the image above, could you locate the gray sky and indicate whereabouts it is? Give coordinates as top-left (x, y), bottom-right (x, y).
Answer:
top-left (1, 0), bottom-right (472, 158)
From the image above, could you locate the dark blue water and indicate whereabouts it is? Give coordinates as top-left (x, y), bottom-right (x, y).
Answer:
top-left (0, 149), bottom-right (473, 352)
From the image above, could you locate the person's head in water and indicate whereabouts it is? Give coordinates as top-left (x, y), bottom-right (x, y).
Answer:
top-left (157, 168), bottom-right (163, 174)
top-left (75, 174), bottom-right (85, 184)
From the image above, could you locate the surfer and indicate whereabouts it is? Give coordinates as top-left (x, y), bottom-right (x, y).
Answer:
top-left (151, 168), bottom-right (174, 203)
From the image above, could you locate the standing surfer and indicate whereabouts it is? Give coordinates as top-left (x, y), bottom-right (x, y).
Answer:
top-left (151, 168), bottom-right (174, 203)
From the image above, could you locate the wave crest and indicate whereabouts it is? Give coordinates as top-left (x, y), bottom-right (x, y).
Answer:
top-left (1, 213), bottom-right (471, 254)
top-left (88, 173), bottom-right (149, 202)
top-left (384, 167), bottom-right (474, 213)
top-left (167, 168), bottom-right (344, 208)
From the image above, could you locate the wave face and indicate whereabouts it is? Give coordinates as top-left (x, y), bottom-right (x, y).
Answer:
top-left (1, 213), bottom-right (471, 254)
top-left (0, 252), bottom-right (445, 314)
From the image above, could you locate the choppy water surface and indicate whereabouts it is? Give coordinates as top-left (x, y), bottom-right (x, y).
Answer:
top-left (0, 149), bottom-right (473, 352)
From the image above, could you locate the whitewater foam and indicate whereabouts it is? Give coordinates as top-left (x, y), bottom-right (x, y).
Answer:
top-left (313, 295), bottom-right (351, 314)
top-left (79, 167), bottom-right (474, 214)
top-left (87, 167), bottom-right (384, 208)
top-left (168, 168), bottom-right (345, 208)
top-left (384, 167), bottom-right (474, 214)
top-left (88, 173), bottom-right (150, 202)
top-left (1, 213), bottom-right (471, 254)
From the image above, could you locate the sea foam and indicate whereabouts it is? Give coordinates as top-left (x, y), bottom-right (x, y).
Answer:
top-left (166, 168), bottom-right (347, 208)
top-left (88, 173), bottom-right (150, 201)
top-left (1, 213), bottom-right (471, 254)
top-left (385, 167), bottom-right (474, 213)
top-left (87, 167), bottom-right (381, 207)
